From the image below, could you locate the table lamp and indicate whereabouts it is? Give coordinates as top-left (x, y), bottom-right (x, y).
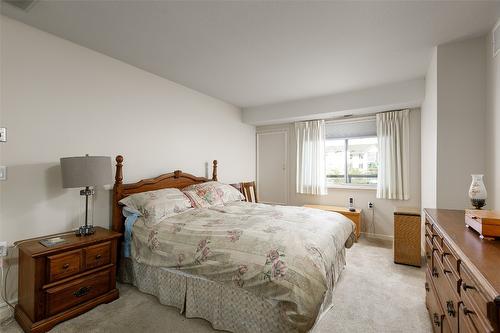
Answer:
top-left (60, 154), bottom-right (112, 236)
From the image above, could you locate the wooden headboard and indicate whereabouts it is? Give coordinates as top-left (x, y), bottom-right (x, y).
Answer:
top-left (111, 155), bottom-right (218, 234)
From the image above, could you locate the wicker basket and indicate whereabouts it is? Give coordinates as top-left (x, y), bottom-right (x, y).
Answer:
top-left (394, 207), bottom-right (421, 267)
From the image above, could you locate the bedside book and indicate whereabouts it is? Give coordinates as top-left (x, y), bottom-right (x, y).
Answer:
top-left (39, 237), bottom-right (67, 247)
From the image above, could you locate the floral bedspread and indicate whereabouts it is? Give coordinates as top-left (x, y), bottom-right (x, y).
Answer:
top-left (131, 202), bottom-right (355, 332)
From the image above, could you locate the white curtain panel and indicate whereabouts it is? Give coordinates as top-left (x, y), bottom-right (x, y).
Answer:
top-left (295, 120), bottom-right (327, 195)
top-left (376, 110), bottom-right (410, 200)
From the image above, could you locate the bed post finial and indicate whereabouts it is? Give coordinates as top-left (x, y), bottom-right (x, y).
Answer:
top-left (212, 160), bottom-right (218, 181)
top-left (115, 155), bottom-right (123, 185)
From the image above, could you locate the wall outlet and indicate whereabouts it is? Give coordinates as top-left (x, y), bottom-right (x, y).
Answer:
top-left (368, 202), bottom-right (374, 209)
top-left (0, 166), bottom-right (6, 181)
top-left (0, 241), bottom-right (7, 257)
top-left (0, 127), bottom-right (6, 142)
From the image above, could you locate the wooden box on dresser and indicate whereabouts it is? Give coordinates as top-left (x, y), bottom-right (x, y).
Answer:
top-left (424, 209), bottom-right (500, 333)
top-left (14, 227), bottom-right (122, 333)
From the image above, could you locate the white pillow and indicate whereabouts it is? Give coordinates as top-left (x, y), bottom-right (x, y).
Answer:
top-left (183, 181), bottom-right (245, 204)
top-left (119, 188), bottom-right (192, 226)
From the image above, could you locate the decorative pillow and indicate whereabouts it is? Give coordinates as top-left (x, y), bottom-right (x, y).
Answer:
top-left (183, 181), bottom-right (245, 204)
top-left (119, 188), bottom-right (192, 226)
top-left (182, 185), bottom-right (224, 208)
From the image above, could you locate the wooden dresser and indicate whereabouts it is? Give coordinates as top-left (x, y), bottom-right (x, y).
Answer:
top-left (424, 209), bottom-right (500, 333)
top-left (304, 204), bottom-right (362, 240)
top-left (15, 227), bottom-right (122, 333)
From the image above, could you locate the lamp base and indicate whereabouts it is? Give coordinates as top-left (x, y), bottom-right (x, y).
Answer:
top-left (75, 225), bottom-right (95, 236)
top-left (471, 198), bottom-right (486, 210)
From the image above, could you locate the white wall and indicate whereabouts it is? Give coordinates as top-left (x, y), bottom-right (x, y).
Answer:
top-left (0, 16), bottom-right (255, 307)
top-left (243, 78), bottom-right (425, 126)
top-left (486, 27), bottom-right (500, 210)
top-left (257, 109), bottom-right (421, 239)
top-left (436, 36), bottom-right (486, 209)
top-left (421, 48), bottom-right (438, 211)
top-left (420, 36), bottom-right (488, 211)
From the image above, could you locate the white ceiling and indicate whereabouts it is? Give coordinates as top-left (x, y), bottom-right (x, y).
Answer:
top-left (2, 1), bottom-right (499, 108)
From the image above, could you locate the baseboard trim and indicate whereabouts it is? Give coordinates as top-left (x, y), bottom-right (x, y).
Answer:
top-left (360, 232), bottom-right (394, 241)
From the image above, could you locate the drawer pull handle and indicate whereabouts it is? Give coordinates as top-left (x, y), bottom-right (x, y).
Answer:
top-left (425, 282), bottom-right (430, 292)
top-left (433, 313), bottom-right (441, 327)
top-left (446, 301), bottom-right (456, 317)
top-left (95, 254), bottom-right (102, 259)
top-left (62, 263), bottom-right (70, 269)
top-left (470, 216), bottom-right (478, 220)
top-left (462, 283), bottom-right (476, 291)
top-left (463, 307), bottom-right (475, 316)
top-left (443, 269), bottom-right (452, 275)
top-left (443, 252), bottom-right (450, 257)
top-left (432, 267), bottom-right (439, 278)
top-left (73, 286), bottom-right (91, 298)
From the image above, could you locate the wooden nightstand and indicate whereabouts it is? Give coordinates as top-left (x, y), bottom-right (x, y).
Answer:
top-left (15, 227), bottom-right (121, 333)
top-left (304, 205), bottom-right (362, 240)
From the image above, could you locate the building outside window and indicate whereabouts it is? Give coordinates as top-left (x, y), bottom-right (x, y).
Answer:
top-left (325, 118), bottom-right (378, 188)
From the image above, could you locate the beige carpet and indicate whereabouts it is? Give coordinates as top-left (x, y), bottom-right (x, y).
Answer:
top-left (4, 237), bottom-right (432, 333)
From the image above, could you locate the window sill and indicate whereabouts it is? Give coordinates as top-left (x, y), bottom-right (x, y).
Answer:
top-left (328, 184), bottom-right (377, 191)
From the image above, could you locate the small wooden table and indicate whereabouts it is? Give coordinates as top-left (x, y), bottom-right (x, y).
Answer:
top-left (15, 227), bottom-right (121, 333)
top-left (304, 204), bottom-right (362, 240)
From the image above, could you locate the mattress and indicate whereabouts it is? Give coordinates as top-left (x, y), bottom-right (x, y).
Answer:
top-left (127, 201), bottom-right (355, 332)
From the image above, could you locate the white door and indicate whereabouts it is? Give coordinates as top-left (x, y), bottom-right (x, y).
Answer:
top-left (257, 131), bottom-right (287, 204)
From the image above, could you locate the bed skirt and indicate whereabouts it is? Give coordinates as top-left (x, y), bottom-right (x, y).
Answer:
top-left (120, 248), bottom-right (346, 333)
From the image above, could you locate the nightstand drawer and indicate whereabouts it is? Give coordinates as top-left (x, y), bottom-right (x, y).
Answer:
top-left (47, 249), bottom-right (82, 282)
top-left (85, 242), bottom-right (111, 270)
top-left (45, 268), bottom-right (111, 316)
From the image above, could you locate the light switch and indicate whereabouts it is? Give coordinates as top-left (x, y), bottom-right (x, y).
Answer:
top-left (0, 166), bottom-right (6, 180)
top-left (0, 128), bottom-right (5, 142)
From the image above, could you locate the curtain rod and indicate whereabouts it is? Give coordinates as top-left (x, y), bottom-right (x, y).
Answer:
top-left (300, 108), bottom-right (411, 124)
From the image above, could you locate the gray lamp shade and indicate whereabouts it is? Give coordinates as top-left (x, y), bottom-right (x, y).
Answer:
top-left (60, 155), bottom-right (112, 188)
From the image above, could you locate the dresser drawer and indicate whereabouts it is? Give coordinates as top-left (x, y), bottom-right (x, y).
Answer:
top-left (47, 249), bottom-right (82, 282)
top-left (425, 235), bottom-right (433, 263)
top-left (431, 253), bottom-right (456, 333)
top-left (425, 220), bottom-right (433, 237)
top-left (460, 264), bottom-right (490, 322)
top-left (85, 242), bottom-right (111, 270)
top-left (45, 268), bottom-right (111, 316)
top-left (426, 270), bottom-right (447, 333)
top-left (433, 232), bottom-right (444, 256)
top-left (442, 239), bottom-right (460, 280)
top-left (459, 295), bottom-right (494, 333)
top-left (439, 269), bottom-right (460, 332)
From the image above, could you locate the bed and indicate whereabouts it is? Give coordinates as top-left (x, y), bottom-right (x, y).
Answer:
top-left (111, 155), bottom-right (356, 333)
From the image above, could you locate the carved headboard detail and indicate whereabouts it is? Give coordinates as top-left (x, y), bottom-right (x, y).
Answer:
top-left (111, 155), bottom-right (218, 234)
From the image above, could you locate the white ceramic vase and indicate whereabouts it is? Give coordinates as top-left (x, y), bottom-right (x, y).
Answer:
top-left (468, 174), bottom-right (487, 209)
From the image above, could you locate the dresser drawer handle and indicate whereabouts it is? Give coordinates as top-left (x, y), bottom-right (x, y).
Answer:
top-left (425, 282), bottom-right (429, 292)
top-left (462, 282), bottom-right (476, 291)
top-left (95, 254), bottom-right (102, 260)
top-left (463, 306), bottom-right (475, 316)
top-left (443, 252), bottom-right (451, 257)
top-left (73, 286), bottom-right (91, 298)
top-left (433, 313), bottom-right (441, 327)
top-left (444, 269), bottom-right (452, 275)
top-left (446, 301), bottom-right (456, 317)
top-left (432, 267), bottom-right (439, 278)
top-left (62, 263), bottom-right (70, 269)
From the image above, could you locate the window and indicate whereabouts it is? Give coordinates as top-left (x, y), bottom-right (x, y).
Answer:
top-left (325, 118), bottom-right (378, 187)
